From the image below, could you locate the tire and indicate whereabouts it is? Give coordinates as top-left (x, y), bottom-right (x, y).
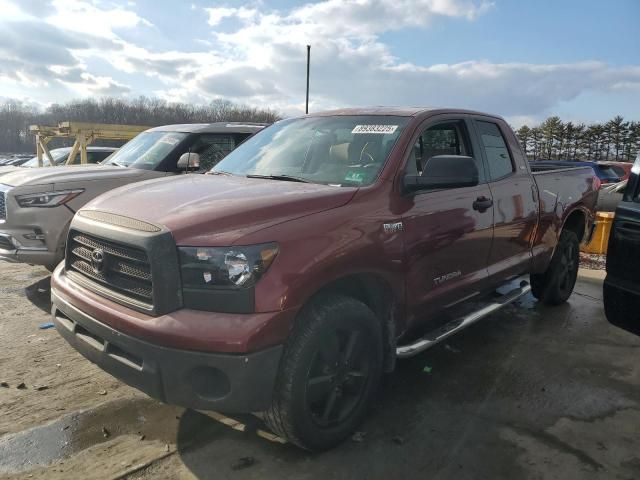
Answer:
top-left (264, 294), bottom-right (383, 451)
top-left (531, 230), bottom-right (579, 305)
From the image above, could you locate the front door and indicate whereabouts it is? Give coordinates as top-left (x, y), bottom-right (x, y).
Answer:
top-left (401, 117), bottom-right (494, 329)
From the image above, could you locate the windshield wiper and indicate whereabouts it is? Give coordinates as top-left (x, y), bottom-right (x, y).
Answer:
top-left (246, 174), bottom-right (312, 183)
top-left (109, 161), bottom-right (127, 167)
top-left (209, 170), bottom-right (233, 176)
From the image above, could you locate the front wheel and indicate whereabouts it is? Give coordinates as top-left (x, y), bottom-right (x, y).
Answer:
top-left (264, 294), bottom-right (383, 451)
top-left (531, 230), bottom-right (579, 305)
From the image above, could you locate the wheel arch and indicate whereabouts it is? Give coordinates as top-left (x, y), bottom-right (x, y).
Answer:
top-left (300, 273), bottom-right (399, 373)
top-left (561, 207), bottom-right (589, 243)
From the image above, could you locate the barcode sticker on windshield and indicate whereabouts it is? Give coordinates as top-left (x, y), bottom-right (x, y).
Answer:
top-left (159, 135), bottom-right (180, 145)
top-left (352, 125), bottom-right (398, 134)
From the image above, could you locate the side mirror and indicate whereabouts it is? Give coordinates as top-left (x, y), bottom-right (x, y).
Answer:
top-left (177, 152), bottom-right (200, 171)
top-left (403, 155), bottom-right (478, 193)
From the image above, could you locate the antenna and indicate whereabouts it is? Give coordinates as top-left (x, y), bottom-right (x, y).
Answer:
top-left (306, 45), bottom-right (311, 114)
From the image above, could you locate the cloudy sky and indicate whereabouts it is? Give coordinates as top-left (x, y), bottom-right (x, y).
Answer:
top-left (0, 0), bottom-right (638, 124)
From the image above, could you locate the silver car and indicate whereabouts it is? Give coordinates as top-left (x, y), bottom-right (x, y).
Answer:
top-left (0, 122), bottom-right (265, 270)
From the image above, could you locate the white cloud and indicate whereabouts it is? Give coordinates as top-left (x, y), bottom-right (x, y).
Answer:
top-left (206, 6), bottom-right (258, 26)
top-left (47, 0), bottom-right (152, 38)
top-left (0, 0), bottom-right (638, 122)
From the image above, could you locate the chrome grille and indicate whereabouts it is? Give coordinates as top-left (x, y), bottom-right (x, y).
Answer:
top-left (67, 230), bottom-right (153, 308)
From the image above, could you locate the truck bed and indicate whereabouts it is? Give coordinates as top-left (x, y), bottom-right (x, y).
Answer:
top-left (530, 165), bottom-right (598, 268)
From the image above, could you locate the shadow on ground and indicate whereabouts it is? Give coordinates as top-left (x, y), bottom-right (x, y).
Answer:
top-left (24, 276), bottom-right (51, 314)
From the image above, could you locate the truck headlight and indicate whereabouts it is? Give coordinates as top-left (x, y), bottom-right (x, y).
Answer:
top-left (178, 243), bottom-right (278, 289)
top-left (16, 189), bottom-right (83, 208)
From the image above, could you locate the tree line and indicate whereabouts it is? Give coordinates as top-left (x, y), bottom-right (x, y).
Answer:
top-left (516, 116), bottom-right (640, 163)
top-left (0, 97), bottom-right (281, 153)
top-left (2, 97), bottom-right (638, 162)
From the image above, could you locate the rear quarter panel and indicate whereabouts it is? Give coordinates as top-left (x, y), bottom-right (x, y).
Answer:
top-left (531, 166), bottom-right (598, 272)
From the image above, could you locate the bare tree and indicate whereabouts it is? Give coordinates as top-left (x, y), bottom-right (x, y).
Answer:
top-left (0, 96), bottom-right (281, 153)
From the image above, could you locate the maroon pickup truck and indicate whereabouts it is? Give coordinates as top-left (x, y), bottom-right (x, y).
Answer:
top-left (51, 108), bottom-right (598, 450)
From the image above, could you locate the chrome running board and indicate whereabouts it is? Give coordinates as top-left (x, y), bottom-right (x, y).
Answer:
top-left (396, 277), bottom-right (531, 358)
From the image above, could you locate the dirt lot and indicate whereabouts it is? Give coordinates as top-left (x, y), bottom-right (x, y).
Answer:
top-left (0, 262), bottom-right (639, 480)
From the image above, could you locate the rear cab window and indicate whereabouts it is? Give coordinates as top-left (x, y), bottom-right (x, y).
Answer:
top-left (476, 121), bottom-right (514, 181)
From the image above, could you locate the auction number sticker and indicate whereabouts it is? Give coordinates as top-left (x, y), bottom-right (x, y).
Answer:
top-left (352, 125), bottom-right (398, 134)
top-left (159, 135), bottom-right (181, 145)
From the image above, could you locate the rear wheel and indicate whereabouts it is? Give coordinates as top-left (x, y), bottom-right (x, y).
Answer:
top-left (531, 230), bottom-right (579, 305)
top-left (264, 294), bottom-right (382, 451)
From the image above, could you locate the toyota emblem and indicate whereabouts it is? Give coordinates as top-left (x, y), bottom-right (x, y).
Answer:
top-left (90, 249), bottom-right (106, 274)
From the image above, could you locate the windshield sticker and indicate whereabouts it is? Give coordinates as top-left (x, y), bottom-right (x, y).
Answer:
top-left (345, 171), bottom-right (365, 183)
top-left (352, 125), bottom-right (398, 134)
top-left (159, 136), bottom-right (180, 145)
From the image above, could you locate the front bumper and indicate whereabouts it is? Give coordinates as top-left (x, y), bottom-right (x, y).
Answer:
top-left (52, 288), bottom-right (283, 412)
top-left (0, 231), bottom-right (62, 266)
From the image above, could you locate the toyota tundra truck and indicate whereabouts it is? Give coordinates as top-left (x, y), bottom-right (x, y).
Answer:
top-left (0, 123), bottom-right (265, 270)
top-left (51, 108), bottom-right (598, 450)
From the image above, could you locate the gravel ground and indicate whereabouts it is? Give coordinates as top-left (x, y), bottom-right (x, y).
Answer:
top-left (579, 253), bottom-right (607, 271)
top-left (0, 262), bottom-right (638, 480)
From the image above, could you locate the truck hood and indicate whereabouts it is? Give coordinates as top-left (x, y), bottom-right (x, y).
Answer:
top-left (0, 165), bottom-right (145, 188)
top-left (82, 174), bottom-right (357, 245)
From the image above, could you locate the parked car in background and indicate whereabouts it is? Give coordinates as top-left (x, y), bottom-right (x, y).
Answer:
top-left (51, 107), bottom-right (597, 450)
top-left (604, 155), bottom-right (640, 336)
top-left (0, 122), bottom-right (266, 270)
top-left (0, 154), bottom-right (33, 166)
top-left (19, 146), bottom-right (117, 168)
top-left (531, 160), bottom-right (621, 184)
top-left (597, 180), bottom-right (627, 212)
top-left (598, 161), bottom-right (633, 181)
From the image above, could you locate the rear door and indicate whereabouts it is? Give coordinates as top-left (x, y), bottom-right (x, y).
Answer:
top-left (401, 115), bottom-right (494, 327)
top-left (471, 118), bottom-right (538, 284)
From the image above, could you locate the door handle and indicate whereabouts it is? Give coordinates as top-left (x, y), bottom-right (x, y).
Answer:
top-left (473, 196), bottom-right (493, 212)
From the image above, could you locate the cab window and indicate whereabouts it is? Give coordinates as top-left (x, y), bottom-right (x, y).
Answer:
top-left (190, 134), bottom-right (237, 171)
top-left (406, 120), bottom-right (483, 183)
top-left (476, 121), bottom-right (514, 181)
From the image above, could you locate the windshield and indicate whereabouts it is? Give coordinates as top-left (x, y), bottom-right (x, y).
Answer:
top-left (103, 131), bottom-right (188, 169)
top-left (23, 149), bottom-right (69, 168)
top-left (212, 116), bottom-right (409, 186)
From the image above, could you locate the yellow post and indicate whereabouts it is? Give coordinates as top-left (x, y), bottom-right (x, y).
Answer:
top-left (79, 135), bottom-right (88, 164)
top-left (581, 212), bottom-right (615, 254)
top-left (66, 140), bottom-right (81, 165)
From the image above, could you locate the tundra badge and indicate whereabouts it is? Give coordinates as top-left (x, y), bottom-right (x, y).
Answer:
top-left (434, 270), bottom-right (462, 285)
top-left (383, 222), bottom-right (404, 234)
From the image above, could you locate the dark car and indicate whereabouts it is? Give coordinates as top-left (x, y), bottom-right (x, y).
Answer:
top-left (0, 154), bottom-right (32, 166)
top-left (604, 155), bottom-right (640, 336)
top-left (599, 161), bottom-right (633, 181)
top-left (531, 160), bottom-right (621, 184)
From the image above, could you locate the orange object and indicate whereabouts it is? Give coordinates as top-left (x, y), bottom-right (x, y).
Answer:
top-left (582, 211), bottom-right (615, 254)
